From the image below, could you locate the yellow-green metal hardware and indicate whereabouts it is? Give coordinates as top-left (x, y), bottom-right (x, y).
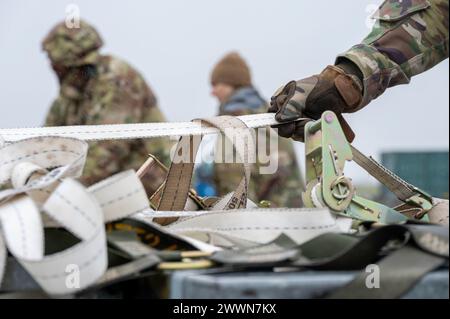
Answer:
top-left (157, 259), bottom-right (214, 270)
top-left (302, 111), bottom-right (431, 224)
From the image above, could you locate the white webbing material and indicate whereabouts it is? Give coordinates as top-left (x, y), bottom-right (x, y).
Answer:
top-left (0, 230), bottom-right (6, 288)
top-left (137, 209), bottom-right (351, 248)
top-left (0, 137), bottom-right (150, 295)
top-left (0, 114), bottom-right (282, 142)
top-left (0, 114), bottom-right (351, 295)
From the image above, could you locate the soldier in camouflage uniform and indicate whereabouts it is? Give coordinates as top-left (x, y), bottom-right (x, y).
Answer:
top-left (207, 52), bottom-right (304, 207)
top-left (269, 0), bottom-right (448, 222)
top-left (43, 20), bottom-right (171, 195)
top-left (269, 0), bottom-right (448, 139)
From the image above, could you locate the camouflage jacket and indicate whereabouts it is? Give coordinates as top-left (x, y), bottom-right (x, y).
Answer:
top-left (213, 87), bottom-right (304, 208)
top-left (45, 55), bottom-right (171, 195)
top-left (337, 0), bottom-right (449, 111)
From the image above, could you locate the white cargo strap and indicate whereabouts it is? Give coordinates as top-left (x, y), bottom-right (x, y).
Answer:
top-left (0, 137), bottom-right (151, 295)
top-left (1, 112), bottom-right (445, 295)
top-left (0, 119), bottom-right (353, 295)
top-left (146, 112), bottom-right (350, 246)
top-left (0, 137), bottom-right (87, 201)
top-left (138, 208), bottom-right (352, 248)
top-left (350, 146), bottom-right (420, 202)
top-left (0, 113), bottom-right (282, 142)
top-left (147, 114), bottom-right (351, 242)
top-left (158, 116), bottom-right (254, 212)
top-left (0, 230), bottom-right (5, 288)
top-left (428, 198), bottom-right (449, 226)
top-left (0, 113), bottom-right (435, 213)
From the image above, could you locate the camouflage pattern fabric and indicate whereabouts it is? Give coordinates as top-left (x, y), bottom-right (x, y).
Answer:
top-left (44, 22), bottom-right (171, 195)
top-left (213, 87), bottom-right (304, 208)
top-left (269, 0), bottom-right (447, 139)
top-left (337, 0), bottom-right (449, 110)
top-left (269, 64), bottom-right (363, 140)
top-left (42, 20), bottom-right (103, 67)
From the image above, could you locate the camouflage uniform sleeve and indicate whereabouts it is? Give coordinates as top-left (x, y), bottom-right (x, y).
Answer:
top-left (336, 0), bottom-right (449, 110)
top-left (81, 58), bottom-right (170, 191)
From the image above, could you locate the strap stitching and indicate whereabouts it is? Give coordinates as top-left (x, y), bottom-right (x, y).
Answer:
top-left (170, 162), bottom-right (186, 211)
top-left (0, 115), bottom-right (275, 136)
top-left (166, 208), bottom-right (329, 226)
top-left (210, 224), bottom-right (336, 231)
top-left (52, 190), bottom-right (98, 230)
top-left (11, 202), bottom-right (28, 258)
top-left (34, 245), bottom-right (105, 280)
top-left (0, 150), bottom-right (81, 167)
top-left (99, 188), bottom-right (142, 208)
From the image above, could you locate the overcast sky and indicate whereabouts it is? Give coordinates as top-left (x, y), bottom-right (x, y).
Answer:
top-left (0, 0), bottom-right (448, 183)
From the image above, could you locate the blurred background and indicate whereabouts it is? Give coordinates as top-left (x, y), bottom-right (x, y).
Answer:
top-left (0, 0), bottom-right (448, 200)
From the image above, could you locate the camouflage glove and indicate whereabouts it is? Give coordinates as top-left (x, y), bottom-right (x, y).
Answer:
top-left (269, 63), bottom-right (363, 140)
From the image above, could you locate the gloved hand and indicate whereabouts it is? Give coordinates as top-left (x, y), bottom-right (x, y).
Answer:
top-left (269, 63), bottom-right (363, 141)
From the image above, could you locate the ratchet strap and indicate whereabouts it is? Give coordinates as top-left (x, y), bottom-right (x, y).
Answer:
top-left (156, 116), bottom-right (254, 225)
top-left (0, 128), bottom-right (350, 296)
top-left (351, 146), bottom-right (417, 201)
top-left (0, 113), bottom-right (446, 225)
top-left (0, 113), bottom-right (448, 297)
top-left (350, 146), bottom-right (447, 224)
top-left (0, 113), bottom-right (282, 142)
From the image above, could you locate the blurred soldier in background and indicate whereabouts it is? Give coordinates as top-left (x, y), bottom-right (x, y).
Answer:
top-left (202, 52), bottom-right (304, 207)
top-left (269, 0), bottom-right (449, 224)
top-left (43, 20), bottom-right (171, 195)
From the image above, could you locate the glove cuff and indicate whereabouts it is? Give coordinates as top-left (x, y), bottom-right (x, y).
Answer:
top-left (322, 65), bottom-right (363, 112)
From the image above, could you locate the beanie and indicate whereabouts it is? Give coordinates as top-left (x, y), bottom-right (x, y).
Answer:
top-left (211, 52), bottom-right (252, 88)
